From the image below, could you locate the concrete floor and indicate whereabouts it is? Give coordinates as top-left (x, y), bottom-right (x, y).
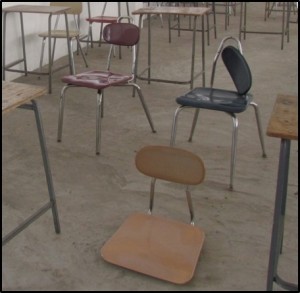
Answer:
top-left (2, 3), bottom-right (298, 291)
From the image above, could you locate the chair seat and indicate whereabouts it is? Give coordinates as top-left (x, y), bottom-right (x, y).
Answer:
top-left (101, 212), bottom-right (205, 284)
top-left (176, 87), bottom-right (253, 113)
top-left (61, 70), bottom-right (132, 90)
top-left (86, 16), bottom-right (117, 23)
top-left (38, 30), bottom-right (81, 38)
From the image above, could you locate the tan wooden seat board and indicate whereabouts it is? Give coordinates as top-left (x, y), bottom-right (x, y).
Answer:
top-left (101, 212), bottom-right (205, 284)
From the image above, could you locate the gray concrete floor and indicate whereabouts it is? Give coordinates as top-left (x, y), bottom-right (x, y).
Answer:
top-left (2, 3), bottom-right (298, 291)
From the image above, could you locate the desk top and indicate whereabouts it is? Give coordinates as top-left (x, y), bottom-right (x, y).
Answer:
top-left (2, 82), bottom-right (47, 114)
top-left (266, 94), bottom-right (298, 140)
top-left (2, 5), bottom-right (70, 14)
top-left (132, 6), bottom-right (210, 17)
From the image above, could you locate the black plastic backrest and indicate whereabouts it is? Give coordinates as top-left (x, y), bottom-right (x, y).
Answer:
top-left (222, 46), bottom-right (252, 95)
top-left (103, 23), bottom-right (140, 46)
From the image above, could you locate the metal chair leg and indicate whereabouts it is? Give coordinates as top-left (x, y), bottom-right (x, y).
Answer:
top-left (57, 85), bottom-right (71, 143)
top-left (76, 37), bottom-right (88, 68)
top-left (130, 83), bottom-right (156, 134)
top-left (250, 102), bottom-right (267, 158)
top-left (170, 105), bottom-right (185, 146)
top-left (39, 37), bottom-right (47, 77)
top-left (185, 185), bottom-right (195, 225)
top-left (96, 89), bottom-right (103, 155)
top-left (188, 108), bottom-right (200, 142)
top-left (229, 113), bottom-right (238, 191)
top-left (148, 178), bottom-right (156, 214)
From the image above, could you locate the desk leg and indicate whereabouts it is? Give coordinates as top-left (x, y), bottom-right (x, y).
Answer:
top-left (266, 139), bottom-right (297, 291)
top-left (147, 14), bottom-right (151, 84)
top-left (32, 100), bottom-right (61, 233)
top-left (2, 100), bottom-right (61, 246)
top-left (190, 16), bottom-right (197, 90)
top-left (2, 12), bottom-right (7, 80)
top-left (19, 12), bottom-right (28, 75)
top-left (47, 14), bottom-right (53, 94)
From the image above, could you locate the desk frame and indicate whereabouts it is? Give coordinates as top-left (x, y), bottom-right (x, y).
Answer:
top-left (2, 82), bottom-right (61, 246)
top-left (2, 5), bottom-right (73, 94)
top-left (266, 94), bottom-right (298, 291)
top-left (239, 2), bottom-right (291, 50)
top-left (132, 7), bottom-right (210, 90)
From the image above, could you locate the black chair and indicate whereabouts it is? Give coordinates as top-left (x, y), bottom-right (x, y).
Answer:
top-left (170, 36), bottom-right (267, 190)
top-left (57, 17), bottom-right (156, 155)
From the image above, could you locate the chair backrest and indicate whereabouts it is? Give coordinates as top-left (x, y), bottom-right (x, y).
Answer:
top-left (222, 46), bottom-right (252, 95)
top-left (50, 2), bottom-right (83, 15)
top-left (135, 145), bottom-right (205, 185)
top-left (103, 22), bottom-right (140, 46)
top-left (210, 36), bottom-right (252, 96)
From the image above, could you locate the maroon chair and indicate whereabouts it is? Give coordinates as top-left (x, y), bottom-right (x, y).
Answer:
top-left (57, 18), bottom-right (156, 155)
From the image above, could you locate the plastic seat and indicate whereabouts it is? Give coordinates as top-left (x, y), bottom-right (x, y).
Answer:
top-left (38, 2), bottom-right (88, 75)
top-left (101, 145), bottom-right (206, 284)
top-left (57, 17), bottom-right (156, 155)
top-left (170, 36), bottom-right (267, 190)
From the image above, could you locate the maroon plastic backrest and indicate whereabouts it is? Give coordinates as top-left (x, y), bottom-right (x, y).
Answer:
top-left (103, 23), bottom-right (140, 46)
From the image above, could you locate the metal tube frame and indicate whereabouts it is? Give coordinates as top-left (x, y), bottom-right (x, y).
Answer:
top-left (2, 100), bottom-right (61, 246)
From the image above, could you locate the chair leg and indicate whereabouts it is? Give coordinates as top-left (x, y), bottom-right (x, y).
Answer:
top-left (39, 37), bottom-right (47, 78)
top-left (148, 178), bottom-right (156, 214)
top-left (228, 113), bottom-right (239, 191)
top-left (130, 83), bottom-right (156, 133)
top-left (96, 89), bottom-right (103, 155)
top-left (185, 185), bottom-right (195, 225)
top-left (85, 23), bottom-right (93, 55)
top-left (170, 105), bottom-right (185, 146)
top-left (76, 37), bottom-right (88, 68)
top-left (250, 102), bottom-right (267, 158)
top-left (69, 39), bottom-right (76, 75)
top-left (188, 108), bottom-right (200, 142)
top-left (57, 85), bottom-right (70, 143)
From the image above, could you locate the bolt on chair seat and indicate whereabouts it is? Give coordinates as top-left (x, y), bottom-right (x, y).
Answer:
top-left (57, 18), bottom-right (156, 155)
top-left (101, 145), bottom-right (206, 284)
top-left (170, 36), bottom-right (267, 190)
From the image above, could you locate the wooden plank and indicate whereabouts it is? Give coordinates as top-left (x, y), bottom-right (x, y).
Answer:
top-left (266, 94), bottom-right (298, 140)
top-left (2, 82), bottom-right (47, 114)
top-left (2, 5), bottom-right (70, 14)
top-left (132, 6), bottom-right (210, 17)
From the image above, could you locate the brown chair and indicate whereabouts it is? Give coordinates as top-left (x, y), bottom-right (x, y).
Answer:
top-left (101, 145), bottom-right (206, 284)
top-left (38, 2), bottom-right (88, 75)
top-left (57, 17), bottom-right (156, 155)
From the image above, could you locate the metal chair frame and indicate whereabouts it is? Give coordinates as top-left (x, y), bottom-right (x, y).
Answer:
top-left (57, 17), bottom-right (156, 155)
top-left (170, 36), bottom-right (267, 190)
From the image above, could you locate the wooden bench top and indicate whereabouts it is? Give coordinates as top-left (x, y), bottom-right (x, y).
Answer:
top-left (2, 81), bottom-right (47, 114)
top-left (2, 5), bottom-right (70, 14)
top-left (132, 6), bottom-right (211, 17)
top-left (266, 94), bottom-right (298, 140)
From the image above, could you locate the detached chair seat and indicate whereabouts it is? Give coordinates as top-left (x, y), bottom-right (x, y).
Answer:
top-left (101, 212), bottom-right (204, 284)
top-left (101, 145), bottom-right (206, 284)
top-left (170, 36), bottom-right (267, 190)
